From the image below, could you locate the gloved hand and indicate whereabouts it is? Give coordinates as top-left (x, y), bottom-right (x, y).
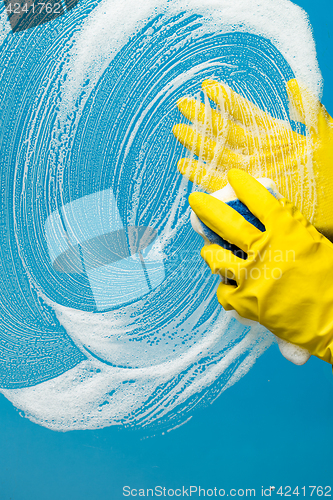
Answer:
top-left (173, 79), bottom-right (333, 240)
top-left (189, 168), bottom-right (333, 364)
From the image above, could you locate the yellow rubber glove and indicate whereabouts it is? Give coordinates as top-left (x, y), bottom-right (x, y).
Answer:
top-left (173, 79), bottom-right (333, 240)
top-left (189, 168), bottom-right (333, 364)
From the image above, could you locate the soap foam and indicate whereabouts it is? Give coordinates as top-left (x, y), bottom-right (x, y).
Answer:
top-left (3, 317), bottom-right (271, 430)
top-left (61, 0), bottom-right (321, 113)
top-left (0, 0), bottom-right (322, 431)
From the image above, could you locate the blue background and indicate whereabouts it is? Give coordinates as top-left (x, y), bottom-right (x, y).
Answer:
top-left (0, 0), bottom-right (333, 498)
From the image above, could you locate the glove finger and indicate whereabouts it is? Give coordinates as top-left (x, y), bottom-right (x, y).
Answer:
top-left (177, 158), bottom-right (227, 192)
top-left (172, 124), bottom-right (243, 166)
top-left (202, 79), bottom-right (278, 130)
top-left (201, 244), bottom-right (244, 280)
top-left (227, 168), bottom-right (281, 226)
top-left (177, 95), bottom-right (305, 154)
top-left (177, 96), bottom-right (251, 150)
top-left (189, 192), bottom-right (262, 253)
top-left (177, 140), bottom-right (307, 194)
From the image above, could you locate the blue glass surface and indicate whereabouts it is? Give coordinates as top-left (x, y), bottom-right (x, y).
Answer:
top-left (0, 10), bottom-right (297, 388)
top-left (0, 0), bottom-right (332, 498)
